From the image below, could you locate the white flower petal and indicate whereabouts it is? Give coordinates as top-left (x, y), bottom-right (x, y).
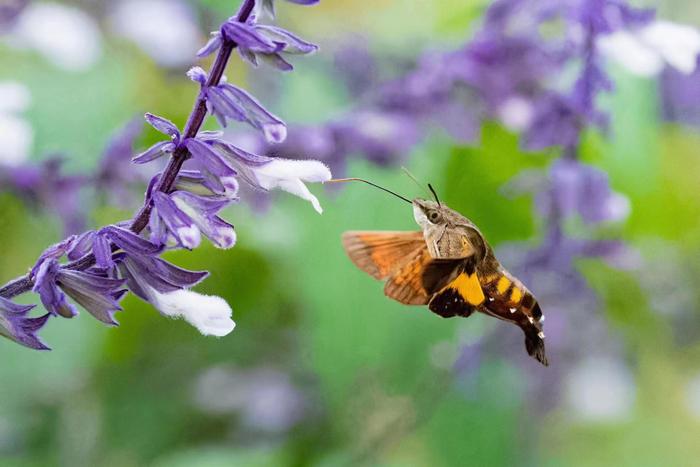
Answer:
top-left (176, 225), bottom-right (201, 250)
top-left (13, 3), bottom-right (102, 72)
top-left (277, 178), bottom-right (324, 214)
top-left (253, 159), bottom-right (331, 213)
top-left (256, 159), bottom-right (332, 184)
top-left (148, 288), bottom-right (235, 337)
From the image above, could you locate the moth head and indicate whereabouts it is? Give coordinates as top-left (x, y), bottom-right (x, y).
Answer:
top-left (412, 199), bottom-right (447, 228)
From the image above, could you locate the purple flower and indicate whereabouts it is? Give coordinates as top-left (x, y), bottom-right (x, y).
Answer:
top-left (33, 235), bottom-right (80, 272)
top-left (32, 258), bottom-right (127, 325)
top-left (207, 137), bottom-right (331, 213)
top-left (55, 227), bottom-right (235, 336)
top-left (30, 225), bottom-right (162, 325)
top-left (0, 0), bottom-right (323, 352)
top-left (132, 113), bottom-right (181, 164)
top-left (171, 191), bottom-right (237, 249)
top-left (0, 297), bottom-right (49, 350)
top-left (188, 67), bottom-right (287, 143)
top-left (32, 259), bottom-right (77, 318)
top-left (185, 137), bottom-right (239, 197)
top-left (198, 18), bottom-right (317, 72)
top-left (118, 253), bottom-right (207, 297)
top-left (151, 191), bottom-right (202, 249)
top-left (118, 254), bottom-right (234, 336)
top-left (172, 169), bottom-right (230, 197)
top-left (55, 269), bottom-right (127, 325)
top-left (64, 225), bottom-right (162, 266)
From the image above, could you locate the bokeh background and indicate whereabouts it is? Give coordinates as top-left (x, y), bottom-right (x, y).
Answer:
top-left (1, 0), bottom-right (700, 465)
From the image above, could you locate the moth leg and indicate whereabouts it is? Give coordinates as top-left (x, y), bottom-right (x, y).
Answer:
top-left (429, 287), bottom-right (477, 318)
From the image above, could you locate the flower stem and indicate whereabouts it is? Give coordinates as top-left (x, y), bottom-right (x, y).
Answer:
top-left (0, 0), bottom-right (256, 300)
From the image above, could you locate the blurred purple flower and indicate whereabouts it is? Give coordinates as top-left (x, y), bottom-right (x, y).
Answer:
top-left (226, 108), bottom-right (420, 181)
top-left (194, 365), bottom-right (309, 433)
top-left (535, 159), bottom-right (630, 225)
top-left (95, 117), bottom-right (147, 206)
top-left (660, 56), bottom-right (700, 126)
top-left (333, 40), bottom-right (378, 97)
top-left (0, 0), bottom-right (28, 32)
top-left (2, 158), bottom-right (86, 235)
top-left (331, 110), bottom-right (421, 166)
top-left (522, 94), bottom-right (582, 151)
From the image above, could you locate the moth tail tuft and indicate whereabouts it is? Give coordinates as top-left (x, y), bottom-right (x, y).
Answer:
top-left (524, 328), bottom-right (548, 366)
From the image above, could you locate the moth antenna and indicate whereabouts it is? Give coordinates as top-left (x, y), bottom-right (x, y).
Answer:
top-left (401, 167), bottom-right (432, 198)
top-left (428, 183), bottom-right (441, 207)
top-left (326, 178), bottom-right (412, 204)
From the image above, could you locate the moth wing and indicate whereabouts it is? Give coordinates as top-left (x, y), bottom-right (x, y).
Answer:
top-left (342, 231), bottom-right (426, 280)
top-left (383, 248), bottom-right (433, 305)
top-left (421, 259), bottom-right (465, 295)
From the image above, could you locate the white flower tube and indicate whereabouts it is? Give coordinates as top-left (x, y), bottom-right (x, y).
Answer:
top-left (147, 287), bottom-right (236, 337)
top-left (249, 159), bottom-right (332, 214)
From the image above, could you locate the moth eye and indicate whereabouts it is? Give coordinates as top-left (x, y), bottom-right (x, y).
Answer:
top-left (429, 211), bottom-right (440, 222)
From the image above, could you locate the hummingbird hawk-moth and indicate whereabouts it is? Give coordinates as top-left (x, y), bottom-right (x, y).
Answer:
top-left (332, 178), bottom-right (548, 366)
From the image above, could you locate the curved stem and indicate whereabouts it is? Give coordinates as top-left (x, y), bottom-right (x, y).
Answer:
top-left (0, 0), bottom-right (256, 300)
